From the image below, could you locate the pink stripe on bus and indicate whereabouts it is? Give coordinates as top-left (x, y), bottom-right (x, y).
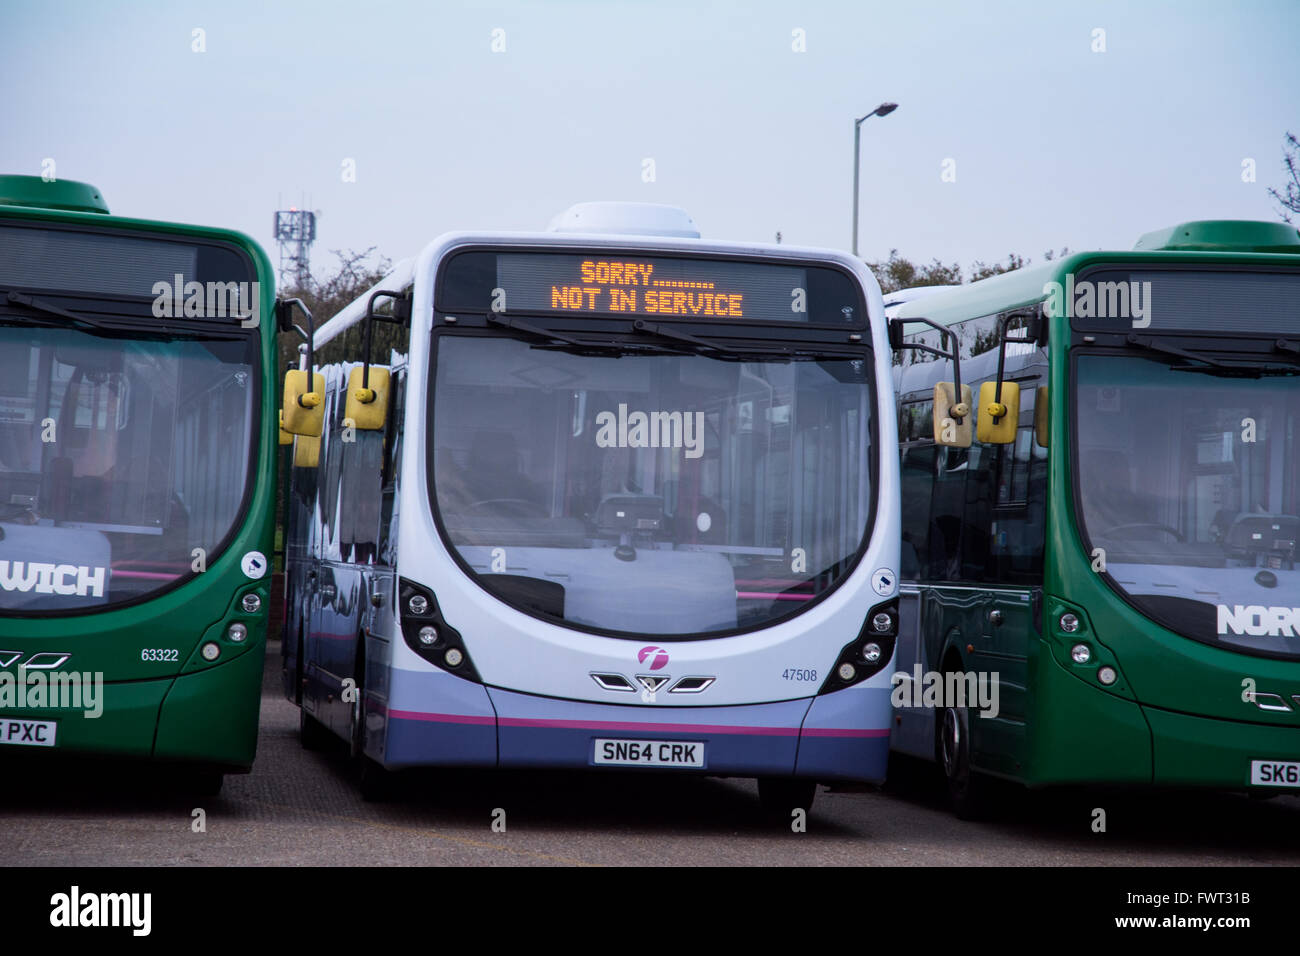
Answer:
top-left (386, 711), bottom-right (886, 738)
top-left (388, 710), bottom-right (497, 725)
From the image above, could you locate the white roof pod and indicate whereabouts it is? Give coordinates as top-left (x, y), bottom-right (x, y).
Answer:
top-left (882, 284), bottom-right (961, 319)
top-left (545, 201), bottom-right (700, 239)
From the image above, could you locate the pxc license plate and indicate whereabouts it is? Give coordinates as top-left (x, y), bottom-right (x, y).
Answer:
top-left (1250, 759), bottom-right (1300, 787)
top-left (0, 719), bottom-right (57, 747)
top-left (594, 738), bottom-right (705, 768)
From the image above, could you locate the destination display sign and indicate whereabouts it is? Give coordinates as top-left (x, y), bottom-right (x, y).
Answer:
top-left (438, 250), bottom-right (864, 325)
top-left (1067, 268), bottom-right (1300, 335)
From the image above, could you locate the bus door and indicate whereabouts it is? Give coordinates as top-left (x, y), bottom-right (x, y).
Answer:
top-left (963, 378), bottom-right (1043, 775)
top-left (891, 583), bottom-right (933, 759)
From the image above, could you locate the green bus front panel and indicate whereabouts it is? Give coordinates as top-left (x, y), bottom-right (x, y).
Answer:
top-left (0, 562), bottom-right (272, 767)
top-left (153, 641), bottom-right (266, 767)
top-left (1025, 634), bottom-right (1153, 786)
top-left (0, 198), bottom-right (279, 772)
top-left (1030, 250), bottom-right (1300, 791)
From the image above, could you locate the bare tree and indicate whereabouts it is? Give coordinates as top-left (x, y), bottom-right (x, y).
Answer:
top-left (864, 249), bottom-right (962, 294)
top-left (968, 253), bottom-right (1028, 282)
top-left (276, 248), bottom-right (393, 372)
top-left (1268, 132), bottom-right (1300, 223)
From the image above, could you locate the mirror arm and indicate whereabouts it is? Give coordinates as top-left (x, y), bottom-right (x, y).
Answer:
top-left (890, 316), bottom-right (964, 423)
top-left (361, 290), bottom-right (406, 392)
top-left (277, 298), bottom-right (316, 403)
top-left (991, 310), bottom-right (1039, 424)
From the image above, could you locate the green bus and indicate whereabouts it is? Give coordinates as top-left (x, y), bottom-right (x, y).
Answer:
top-left (0, 175), bottom-right (278, 792)
top-left (887, 220), bottom-right (1300, 816)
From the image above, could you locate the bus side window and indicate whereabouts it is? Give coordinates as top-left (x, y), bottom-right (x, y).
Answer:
top-left (987, 379), bottom-right (1048, 585)
top-left (318, 379), bottom-right (346, 562)
top-left (378, 367), bottom-right (406, 566)
top-left (899, 399), bottom-right (936, 580)
top-left (959, 442), bottom-right (994, 581)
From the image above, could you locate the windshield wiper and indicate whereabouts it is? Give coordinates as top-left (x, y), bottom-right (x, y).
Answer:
top-left (1272, 338), bottom-right (1300, 363)
top-left (632, 320), bottom-right (865, 361)
top-left (631, 320), bottom-right (736, 355)
top-left (3, 290), bottom-right (106, 332)
top-left (1124, 333), bottom-right (1296, 377)
top-left (2, 290), bottom-right (247, 341)
top-left (487, 313), bottom-right (594, 349)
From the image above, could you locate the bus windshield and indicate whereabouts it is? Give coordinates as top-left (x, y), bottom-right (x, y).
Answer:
top-left (429, 335), bottom-right (875, 637)
top-left (1075, 355), bottom-right (1300, 658)
top-left (0, 325), bottom-right (256, 611)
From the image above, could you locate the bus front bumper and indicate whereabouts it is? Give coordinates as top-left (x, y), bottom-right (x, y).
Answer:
top-left (0, 646), bottom-right (264, 771)
top-left (1144, 704), bottom-right (1300, 792)
top-left (380, 669), bottom-right (891, 783)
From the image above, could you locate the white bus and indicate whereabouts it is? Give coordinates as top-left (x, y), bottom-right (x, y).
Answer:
top-left (279, 202), bottom-right (901, 813)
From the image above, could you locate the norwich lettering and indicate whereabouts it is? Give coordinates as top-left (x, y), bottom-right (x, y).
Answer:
top-left (1217, 604), bottom-right (1300, 638)
top-left (0, 561), bottom-right (106, 598)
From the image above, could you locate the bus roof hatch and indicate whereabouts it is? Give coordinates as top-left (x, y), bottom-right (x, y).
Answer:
top-left (546, 201), bottom-right (700, 239)
top-left (1134, 220), bottom-right (1300, 254)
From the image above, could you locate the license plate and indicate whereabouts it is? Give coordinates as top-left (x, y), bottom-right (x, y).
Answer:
top-left (0, 718), bottom-right (57, 747)
top-left (1250, 759), bottom-right (1300, 787)
top-left (593, 738), bottom-right (705, 768)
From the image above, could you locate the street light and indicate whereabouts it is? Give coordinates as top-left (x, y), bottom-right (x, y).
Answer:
top-left (852, 102), bottom-right (898, 257)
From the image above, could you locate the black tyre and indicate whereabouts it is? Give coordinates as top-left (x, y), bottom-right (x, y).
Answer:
top-left (350, 644), bottom-right (394, 802)
top-left (757, 777), bottom-right (817, 821)
top-left (938, 701), bottom-right (990, 820)
top-left (178, 770), bottom-right (224, 797)
top-left (299, 704), bottom-right (331, 752)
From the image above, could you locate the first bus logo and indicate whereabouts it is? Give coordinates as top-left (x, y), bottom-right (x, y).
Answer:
top-left (638, 646), bottom-right (669, 671)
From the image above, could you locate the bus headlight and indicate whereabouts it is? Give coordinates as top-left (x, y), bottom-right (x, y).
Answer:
top-left (399, 577), bottom-right (480, 684)
top-left (227, 623), bottom-right (247, 642)
top-left (1059, 612), bottom-right (1081, 633)
top-left (201, 642), bottom-right (220, 661)
top-left (241, 593), bottom-right (262, 614)
top-left (1098, 666), bottom-right (1117, 686)
top-left (820, 598), bottom-right (897, 694)
top-left (1070, 643), bottom-right (1091, 664)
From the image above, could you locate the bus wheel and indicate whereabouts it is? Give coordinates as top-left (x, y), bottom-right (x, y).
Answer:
top-left (757, 777), bottom-right (817, 821)
top-left (350, 652), bottom-right (393, 801)
top-left (299, 704), bottom-right (330, 752)
top-left (356, 756), bottom-right (394, 802)
top-left (178, 770), bottom-right (223, 797)
top-left (939, 702), bottom-right (988, 820)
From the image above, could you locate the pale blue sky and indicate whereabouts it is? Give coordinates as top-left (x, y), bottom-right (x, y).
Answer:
top-left (3, 0), bottom-right (1297, 278)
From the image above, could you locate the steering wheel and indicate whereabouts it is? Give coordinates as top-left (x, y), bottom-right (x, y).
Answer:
top-left (1099, 522), bottom-right (1186, 543)
top-left (466, 498), bottom-right (548, 518)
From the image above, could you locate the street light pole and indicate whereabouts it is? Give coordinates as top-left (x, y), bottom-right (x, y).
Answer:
top-left (852, 102), bottom-right (897, 258)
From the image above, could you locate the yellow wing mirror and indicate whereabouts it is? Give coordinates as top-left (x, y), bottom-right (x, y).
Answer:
top-left (932, 382), bottom-right (972, 447)
top-left (344, 366), bottom-right (389, 431)
top-left (976, 380), bottom-right (1020, 444)
top-left (282, 369), bottom-right (325, 437)
top-left (293, 433), bottom-right (320, 468)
